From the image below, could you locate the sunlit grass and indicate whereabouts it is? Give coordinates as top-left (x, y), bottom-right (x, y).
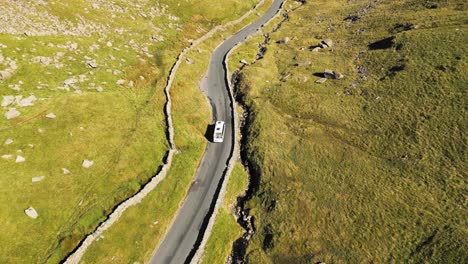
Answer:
top-left (230, 0), bottom-right (467, 263)
top-left (0, 0), bottom-right (263, 262)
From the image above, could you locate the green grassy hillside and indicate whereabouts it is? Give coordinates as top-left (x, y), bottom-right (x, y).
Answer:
top-left (0, 0), bottom-right (259, 262)
top-left (230, 0), bottom-right (467, 263)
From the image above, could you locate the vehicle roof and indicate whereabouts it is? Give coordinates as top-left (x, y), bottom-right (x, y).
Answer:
top-left (214, 121), bottom-right (224, 132)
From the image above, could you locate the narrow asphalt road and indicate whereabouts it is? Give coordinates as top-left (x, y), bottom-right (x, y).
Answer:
top-left (150, 1), bottom-right (284, 263)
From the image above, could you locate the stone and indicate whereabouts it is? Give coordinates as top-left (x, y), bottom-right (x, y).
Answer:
top-left (277, 37), bottom-right (290, 44)
top-left (321, 38), bottom-right (333, 48)
top-left (82, 159), bottom-right (94, 168)
top-left (64, 78), bottom-right (77, 86)
top-left (24, 207), bottom-right (39, 219)
top-left (4, 138), bottom-right (13, 145)
top-left (5, 108), bottom-right (20, 119)
top-left (17, 95), bottom-right (37, 107)
top-left (62, 168), bottom-right (70, 174)
top-left (86, 60), bottom-right (98, 68)
top-left (106, 41), bottom-right (113, 47)
top-left (240, 59), bottom-right (248, 65)
top-left (32, 176), bottom-right (45, 183)
top-left (96, 86), bottom-right (104, 92)
top-left (116, 79), bottom-right (126, 85)
top-left (334, 71), bottom-right (345, 80)
top-left (324, 69), bottom-right (335, 79)
top-left (324, 69), bottom-right (344, 80)
top-left (295, 61), bottom-right (311, 67)
top-left (2, 154), bottom-right (13, 159)
top-left (0, 70), bottom-right (12, 80)
top-left (128, 81), bottom-right (134, 87)
top-left (16, 155), bottom-right (25, 163)
top-left (33, 56), bottom-right (52, 66)
top-left (311, 47), bottom-right (321, 52)
top-left (1, 95), bottom-right (15, 107)
top-left (316, 78), bottom-right (328, 84)
top-left (45, 113), bottom-right (56, 119)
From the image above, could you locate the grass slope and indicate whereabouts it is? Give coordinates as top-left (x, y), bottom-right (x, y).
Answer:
top-left (0, 0), bottom-right (259, 262)
top-left (229, 0), bottom-right (467, 263)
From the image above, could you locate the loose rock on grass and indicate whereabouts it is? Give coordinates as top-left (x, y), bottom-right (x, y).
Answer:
top-left (324, 69), bottom-right (344, 80)
top-left (24, 207), bottom-right (39, 219)
top-left (32, 176), bottom-right (45, 183)
top-left (82, 159), bottom-right (94, 168)
top-left (5, 108), bottom-right (20, 119)
top-left (16, 155), bottom-right (26, 163)
top-left (45, 113), bottom-right (56, 119)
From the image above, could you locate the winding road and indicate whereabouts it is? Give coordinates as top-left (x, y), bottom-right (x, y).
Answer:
top-left (150, 1), bottom-right (284, 263)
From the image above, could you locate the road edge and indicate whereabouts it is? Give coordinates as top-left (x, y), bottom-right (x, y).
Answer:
top-left (190, 1), bottom-right (286, 263)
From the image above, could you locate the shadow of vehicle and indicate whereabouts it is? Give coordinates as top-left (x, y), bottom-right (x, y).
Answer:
top-left (204, 124), bottom-right (215, 142)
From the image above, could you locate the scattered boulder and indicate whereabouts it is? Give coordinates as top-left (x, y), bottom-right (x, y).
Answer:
top-left (321, 38), bottom-right (333, 48)
top-left (69, 43), bottom-right (78, 50)
top-left (96, 86), bottom-right (104, 92)
top-left (240, 59), bottom-right (248, 65)
top-left (32, 176), bottom-right (45, 183)
top-left (4, 138), bottom-right (13, 145)
top-left (324, 69), bottom-right (344, 80)
top-left (64, 78), bottom-right (78, 86)
top-left (16, 155), bottom-right (25, 163)
top-left (316, 78), bottom-right (328, 84)
top-left (45, 113), bottom-right (56, 119)
top-left (311, 47), bottom-right (321, 52)
top-left (62, 168), bottom-right (70, 174)
top-left (31, 56), bottom-right (52, 66)
top-left (86, 59), bottom-right (98, 69)
top-left (116, 79), bottom-right (126, 85)
top-left (17, 95), bottom-right (37, 107)
top-left (5, 108), bottom-right (20, 119)
top-left (276, 37), bottom-right (290, 44)
top-left (1, 95), bottom-right (15, 107)
top-left (334, 71), bottom-right (345, 80)
top-left (24, 207), bottom-right (39, 219)
top-left (2, 154), bottom-right (13, 159)
top-left (324, 69), bottom-right (335, 79)
top-left (0, 70), bottom-right (12, 80)
top-left (82, 159), bottom-right (94, 168)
